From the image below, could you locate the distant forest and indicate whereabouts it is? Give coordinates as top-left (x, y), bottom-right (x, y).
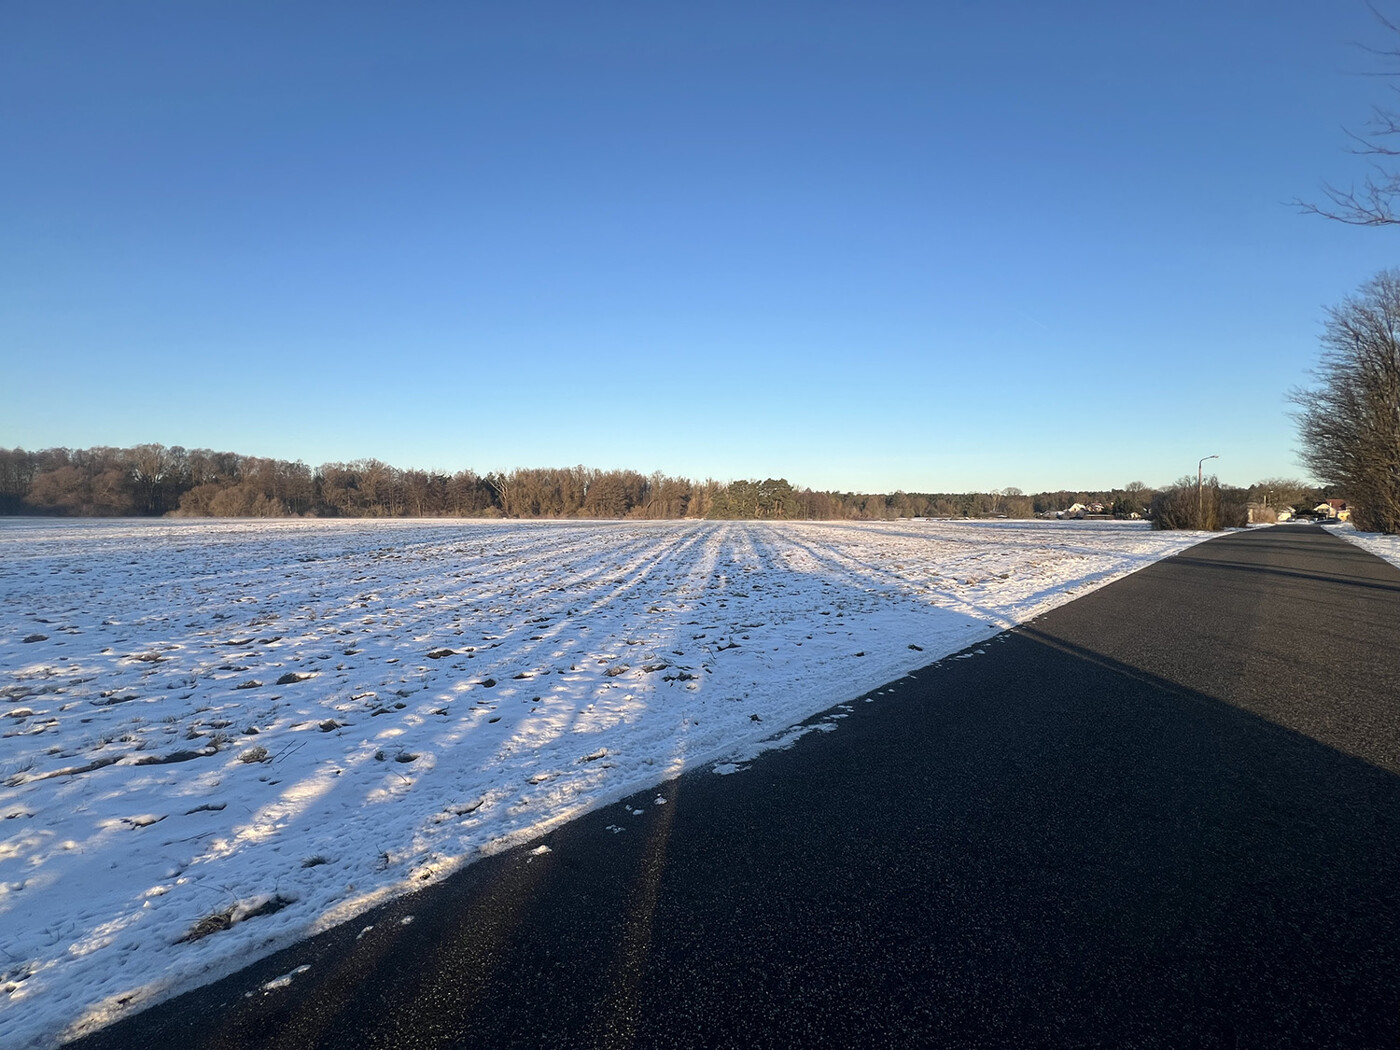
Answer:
top-left (0, 445), bottom-right (1313, 522)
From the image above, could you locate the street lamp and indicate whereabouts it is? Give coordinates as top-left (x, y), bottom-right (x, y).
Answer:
top-left (1198, 454), bottom-right (1219, 527)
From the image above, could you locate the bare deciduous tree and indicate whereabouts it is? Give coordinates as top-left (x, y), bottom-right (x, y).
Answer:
top-left (1247, 477), bottom-right (1316, 513)
top-left (1292, 270), bottom-right (1400, 533)
top-left (1298, 4), bottom-right (1400, 225)
top-left (1150, 476), bottom-right (1248, 531)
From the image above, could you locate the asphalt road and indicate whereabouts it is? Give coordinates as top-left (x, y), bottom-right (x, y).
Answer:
top-left (68, 524), bottom-right (1400, 1049)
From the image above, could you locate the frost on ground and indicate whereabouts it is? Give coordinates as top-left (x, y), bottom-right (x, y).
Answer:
top-left (0, 517), bottom-right (1209, 1047)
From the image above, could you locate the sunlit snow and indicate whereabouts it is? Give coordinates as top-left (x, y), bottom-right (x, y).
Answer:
top-left (0, 517), bottom-right (1209, 1048)
top-left (1337, 521), bottom-right (1400, 571)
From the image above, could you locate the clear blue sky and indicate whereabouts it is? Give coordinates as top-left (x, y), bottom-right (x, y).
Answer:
top-left (4, 1), bottom-right (1398, 492)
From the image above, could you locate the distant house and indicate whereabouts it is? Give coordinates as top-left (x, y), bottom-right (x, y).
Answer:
top-left (1247, 502), bottom-right (1302, 524)
top-left (1314, 499), bottom-right (1352, 521)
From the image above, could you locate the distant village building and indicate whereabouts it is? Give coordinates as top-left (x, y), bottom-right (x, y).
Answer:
top-left (1052, 501), bottom-right (1116, 520)
top-left (1328, 498), bottom-right (1350, 521)
top-left (1314, 499), bottom-right (1351, 521)
top-left (1247, 502), bottom-right (1303, 524)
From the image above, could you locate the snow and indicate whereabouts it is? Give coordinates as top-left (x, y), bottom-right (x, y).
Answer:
top-left (1336, 522), bottom-right (1400, 570)
top-left (0, 517), bottom-right (1209, 1047)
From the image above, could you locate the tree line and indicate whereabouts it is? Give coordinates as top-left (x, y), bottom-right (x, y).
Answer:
top-left (0, 445), bottom-right (1322, 524)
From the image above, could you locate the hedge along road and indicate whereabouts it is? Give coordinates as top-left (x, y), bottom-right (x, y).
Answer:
top-left (68, 524), bottom-right (1400, 1050)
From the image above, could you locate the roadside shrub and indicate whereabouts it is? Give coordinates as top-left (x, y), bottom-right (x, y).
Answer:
top-left (1151, 476), bottom-right (1248, 531)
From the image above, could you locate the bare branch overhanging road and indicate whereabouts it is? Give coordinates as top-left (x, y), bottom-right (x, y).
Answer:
top-left (69, 525), bottom-right (1400, 1049)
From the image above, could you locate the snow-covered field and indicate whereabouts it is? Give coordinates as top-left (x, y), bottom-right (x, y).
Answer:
top-left (0, 517), bottom-right (1210, 1048)
top-left (1337, 522), bottom-right (1400, 570)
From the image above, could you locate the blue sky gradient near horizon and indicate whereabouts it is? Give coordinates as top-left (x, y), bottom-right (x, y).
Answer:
top-left (4, 1), bottom-right (1400, 493)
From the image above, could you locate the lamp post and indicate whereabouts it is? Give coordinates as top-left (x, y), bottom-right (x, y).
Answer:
top-left (1198, 454), bottom-right (1219, 528)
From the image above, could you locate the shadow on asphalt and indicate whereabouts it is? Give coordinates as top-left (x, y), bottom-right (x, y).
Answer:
top-left (69, 631), bottom-right (1400, 1049)
top-left (1170, 553), bottom-right (1400, 594)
